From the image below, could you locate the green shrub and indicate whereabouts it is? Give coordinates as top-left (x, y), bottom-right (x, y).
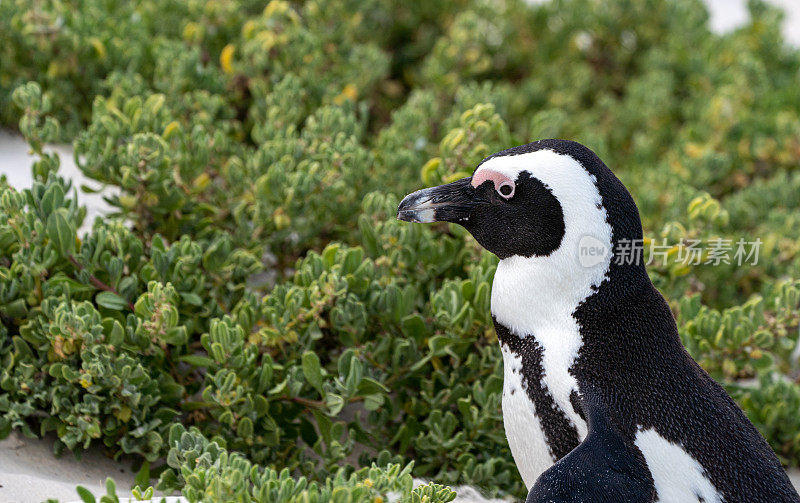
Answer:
top-left (156, 424), bottom-right (457, 503)
top-left (2, 0), bottom-right (800, 501)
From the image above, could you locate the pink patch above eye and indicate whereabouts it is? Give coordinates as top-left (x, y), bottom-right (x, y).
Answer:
top-left (471, 169), bottom-right (514, 193)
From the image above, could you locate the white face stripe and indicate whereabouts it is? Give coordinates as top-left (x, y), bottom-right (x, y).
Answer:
top-left (484, 148), bottom-right (612, 343)
top-left (635, 428), bottom-right (722, 503)
top-left (478, 150), bottom-right (612, 329)
top-left (484, 149), bottom-right (611, 487)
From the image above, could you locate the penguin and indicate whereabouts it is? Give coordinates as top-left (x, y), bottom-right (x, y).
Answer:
top-left (397, 139), bottom-right (800, 503)
top-left (525, 384), bottom-right (652, 503)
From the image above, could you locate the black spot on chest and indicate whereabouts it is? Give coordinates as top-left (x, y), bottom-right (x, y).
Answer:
top-left (495, 318), bottom-right (581, 460)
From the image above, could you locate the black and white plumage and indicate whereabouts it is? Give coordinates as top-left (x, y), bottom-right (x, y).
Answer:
top-left (526, 384), bottom-right (651, 503)
top-left (397, 139), bottom-right (800, 503)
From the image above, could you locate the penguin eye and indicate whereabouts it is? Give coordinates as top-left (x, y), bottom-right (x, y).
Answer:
top-left (497, 181), bottom-right (515, 199)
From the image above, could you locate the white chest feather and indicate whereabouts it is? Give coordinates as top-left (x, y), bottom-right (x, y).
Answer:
top-left (500, 347), bottom-right (553, 488)
top-left (635, 428), bottom-right (722, 503)
top-left (498, 324), bottom-right (590, 489)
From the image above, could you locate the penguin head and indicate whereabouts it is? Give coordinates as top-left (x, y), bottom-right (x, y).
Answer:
top-left (398, 139), bottom-right (644, 268)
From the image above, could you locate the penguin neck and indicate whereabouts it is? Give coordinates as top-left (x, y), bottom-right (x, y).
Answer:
top-left (491, 251), bottom-right (652, 337)
top-left (490, 232), bottom-right (613, 339)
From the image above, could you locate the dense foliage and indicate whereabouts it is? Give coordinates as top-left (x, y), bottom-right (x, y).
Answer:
top-left (1, 0), bottom-right (799, 500)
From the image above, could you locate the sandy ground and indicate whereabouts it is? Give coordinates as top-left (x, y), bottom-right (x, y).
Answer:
top-left (1, 1), bottom-right (799, 502)
top-left (0, 432), bottom-right (138, 502)
top-left (705, 0), bottom-right (800, 45)
top-left (0, 130), bottom-right (116, 234)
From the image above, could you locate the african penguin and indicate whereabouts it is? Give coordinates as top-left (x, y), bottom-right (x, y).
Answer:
top-left (526, 384), bottom-right (652, 503)
top-left (397, 139), bottom-right (800, 503)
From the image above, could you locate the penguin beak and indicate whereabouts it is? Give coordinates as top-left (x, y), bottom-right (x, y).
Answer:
top-left (397, 177), bottom-right (476, 224)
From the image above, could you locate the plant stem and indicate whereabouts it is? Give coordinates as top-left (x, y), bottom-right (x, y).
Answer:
top-left (68, 255), bottom-right (136, 310)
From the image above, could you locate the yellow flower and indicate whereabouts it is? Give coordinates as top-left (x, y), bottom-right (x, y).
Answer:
top-left (334, 84), bottom-right (358, 105)
top-left (162, 121), bottom-right (180, 140)
top-left (220, 44), bottom-right (235, 74)
top-left (89, 37), bottom-right (106, 59)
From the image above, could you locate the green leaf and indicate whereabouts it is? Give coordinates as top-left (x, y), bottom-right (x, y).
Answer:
top-left (401, 314), bottom-right (428, 342)
top-left (179, 355), bottom-right (216, 367)
top-left (357, 377), bottom-right (389, 395)
top-left (105, 477), bottom-right (117, 498)
top-left (2, 298), bottom-right (28, 318)
top-left (96, 291), bottom-right (129, 310)
top-left (312, 408), bottom-right (333, 446)
top-left (364, 394), bottom-right (384, 411)
top-left (236, 416), bottom-right (254, 439)
top-left (302, 350), bottom-right (324, 395)
top-left (76, 486), bottom-right (96, 503)
top-left (427, 335), bottom-right (451, 356)
top-left (134, 461), bottom-right (150, 490)
top-left (180, 292), bottom-right (203, 306)
top-left (299, 415), bottom-right (317, 446)
top-left (12, 336), bottom-right (33, 359)
top-left (325, 393), bottom-right (345, 415)
top-left (40, 182), bottom-right (65, 216)
top-left (46, 208), bottom-right (76, 256)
